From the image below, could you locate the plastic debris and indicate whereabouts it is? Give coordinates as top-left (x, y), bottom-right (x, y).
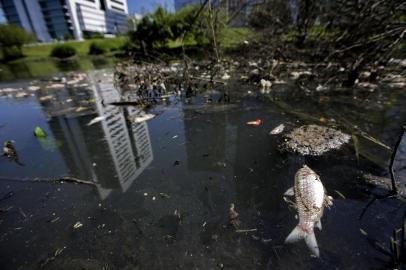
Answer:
top-left (131, 113), bottom-right (155, 123)
top-left (73, 221), bottom-right (83, 229)
top-left (260, 79), bottom-right (272, 94)
top-left (87, 116), bottom-right (106, 126)
top-left (15, 92), bottom-right (28, 98)
top-left (34, 126), bottom-right (47, 138)
top-left (39, 95), bottom-right (53, 101)
top-left (360, 229), bottom-right (368, 236)
top-left (270, 124), bottom-right (285, 135)
top-left (221, 73), bottom-right (231, 80)
top-left (247, 119), bottom-right (262, 126)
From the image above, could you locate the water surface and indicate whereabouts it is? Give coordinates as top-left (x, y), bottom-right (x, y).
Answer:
top-left (0, 70), bottom-right (405, 269)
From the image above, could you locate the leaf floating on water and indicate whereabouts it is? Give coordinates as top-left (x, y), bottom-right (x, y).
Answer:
top-left (73, 221), bottom-right (83, 229)
top-left (159, 192), bottom-right (170, 199)
top-left (334, 190), bottom-right (346, 199)
top-left (34, 126), bottom-right (47, 138)
top-left (270, 124), bottom-right (285, 135)
top-left (360, 228), bottom-right (368, 236)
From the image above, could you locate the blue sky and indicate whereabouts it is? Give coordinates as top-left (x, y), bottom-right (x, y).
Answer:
top-left (127, 0), bottom-right (175, 14)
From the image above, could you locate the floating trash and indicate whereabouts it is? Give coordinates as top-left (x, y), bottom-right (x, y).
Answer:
top-left (87, 116), bottom-right (106, 126)
top-left (73, 221), bottom-right (83, 229)
top-left (247, 119), bottom-right (262, 126)
top-left (34, 126), bottom-right (47, 138)
top-left (270, 124), bottom-right (285, 135)
top-left (284, 124), bottom-right (350, 156)
top-left (130, 113), bottom-right (155, 123)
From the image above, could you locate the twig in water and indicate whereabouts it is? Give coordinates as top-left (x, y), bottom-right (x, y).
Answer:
top-left (0, 176), bottom-right (96, 186)
top-left (235, 228), bottom-right (257, 233)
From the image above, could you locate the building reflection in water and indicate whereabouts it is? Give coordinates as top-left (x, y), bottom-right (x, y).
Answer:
top-left (90, 71), bottom-right (153, 195)
top-left (40, 71), bottom-right (153, 200)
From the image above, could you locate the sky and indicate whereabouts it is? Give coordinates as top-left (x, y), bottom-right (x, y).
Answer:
top-left (127, 0), bottom-right (175, 15)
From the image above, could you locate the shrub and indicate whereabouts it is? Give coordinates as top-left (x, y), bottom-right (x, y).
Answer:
top-left (0, 24), bottom-right (35, 61)
top-left (88, 41), bottom-right (108, 55)
top-left (50, 44), bottom-right (77, 59)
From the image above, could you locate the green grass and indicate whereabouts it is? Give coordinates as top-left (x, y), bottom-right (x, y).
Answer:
top-left (8, 36), bottom-right (127, 62)
top-left (220, 28), bottom-right (258, 48)
top-left (166, 28), bottom-right (258, 50)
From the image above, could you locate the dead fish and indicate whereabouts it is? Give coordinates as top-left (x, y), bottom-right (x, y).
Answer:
top-left (284, 165), bottom-right (333, 257)
top-left (270, 124), bottom-right (285, 135)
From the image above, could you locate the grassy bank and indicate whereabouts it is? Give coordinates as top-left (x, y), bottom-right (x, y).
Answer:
top-left (167, 28), bottom-right (258, 49)
top-left (1, 28), bottom-right (256, 64)
top-left (3, 37), bottom-right (127, 63)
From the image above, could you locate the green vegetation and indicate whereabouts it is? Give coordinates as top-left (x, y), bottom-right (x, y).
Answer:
top-left (127, 5), bottom-right (253, 54)
top-left (0, 37), bottom-right (127, 62)
top-left (88, 41), bottom-right (108, 55)
top-left (51, 44), bottom-right (77, 59)
top-left (0, 24), bottom-right (35, 61)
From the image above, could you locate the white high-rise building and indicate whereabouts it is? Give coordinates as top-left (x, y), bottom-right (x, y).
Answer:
top-left (0, 0), bottom-right (129, 42)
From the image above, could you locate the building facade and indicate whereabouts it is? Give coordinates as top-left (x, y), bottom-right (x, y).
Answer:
top-left (0, 0), bottom-right (128, 42)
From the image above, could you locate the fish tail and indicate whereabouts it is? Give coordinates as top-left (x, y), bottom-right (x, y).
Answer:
top-left (285, 225), bottom-right (320, 257)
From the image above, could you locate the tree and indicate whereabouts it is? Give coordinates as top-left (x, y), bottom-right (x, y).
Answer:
top-left (0, 24), bottom-right (35, 61)
top-left (129, 7), bottom-right (173, 51)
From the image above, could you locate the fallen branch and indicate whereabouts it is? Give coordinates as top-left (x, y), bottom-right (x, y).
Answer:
top-left (0, 176), bottom-right (96, 186)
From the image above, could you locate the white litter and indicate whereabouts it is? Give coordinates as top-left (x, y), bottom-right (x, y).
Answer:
top-left (270, 124), bottom-right (285, 135)
top-left (87, 116), bottom-right (106, 126)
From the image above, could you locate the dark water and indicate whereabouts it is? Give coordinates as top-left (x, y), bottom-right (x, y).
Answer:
top-left (0, 70), bottom-right (405, 269)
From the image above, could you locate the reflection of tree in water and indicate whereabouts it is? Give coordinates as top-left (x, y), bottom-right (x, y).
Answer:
top-left (55, 59), bottom-right (81, 72)
top-left (90, 57), bottom-right (112, 69)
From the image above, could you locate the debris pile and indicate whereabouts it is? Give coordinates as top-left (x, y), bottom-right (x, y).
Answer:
top-left (284, 124), bottom-right (351, 156)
